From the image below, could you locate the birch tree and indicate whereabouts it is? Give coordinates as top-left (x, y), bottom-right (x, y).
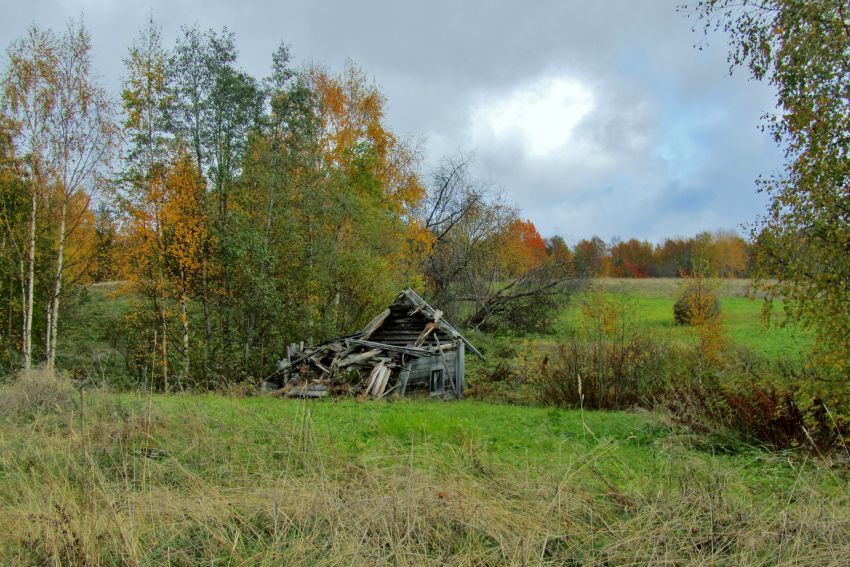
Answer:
top-left (1, 26), bottom-right (58, 369)
top-left (122, 18), bottom-right (173, 389)
top-left (43, 20), bottom-right (116, 367)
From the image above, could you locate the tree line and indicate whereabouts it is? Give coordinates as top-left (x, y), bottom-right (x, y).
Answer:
top-left (569, 229), bottom-right (752, 279)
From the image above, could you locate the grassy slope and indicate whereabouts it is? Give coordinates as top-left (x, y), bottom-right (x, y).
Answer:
top-left (1, 391), bottom-right (848, 564)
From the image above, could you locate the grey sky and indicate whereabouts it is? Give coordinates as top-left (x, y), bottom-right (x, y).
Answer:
top-left (1, 0), bottom-right (782, 242)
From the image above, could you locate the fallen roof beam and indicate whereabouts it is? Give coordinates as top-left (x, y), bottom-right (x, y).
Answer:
top-left (348, 339), bottom-right (433, 357)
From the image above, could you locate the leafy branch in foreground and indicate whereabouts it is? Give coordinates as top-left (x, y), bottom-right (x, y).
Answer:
top-left (691, 1), bottom-right (850, 371)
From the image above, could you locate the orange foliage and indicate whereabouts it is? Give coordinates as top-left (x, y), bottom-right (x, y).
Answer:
top-left (61, 191), bottom-right (98, 284)
top-left (500, 219), bottom-right (548, 277)
top-left (307, 62), bottom-right (429, 283)
top-left (125, 149), bottom-right (207, 300)
top-left (308, 62), bottom-right (424, 217)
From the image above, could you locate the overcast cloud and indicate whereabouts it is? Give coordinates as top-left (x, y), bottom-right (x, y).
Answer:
top-left (0, 0), bottom-right (783, 242)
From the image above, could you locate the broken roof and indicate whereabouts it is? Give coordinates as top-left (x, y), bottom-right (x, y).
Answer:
top-left (382, 288), bottom-right (484, 359)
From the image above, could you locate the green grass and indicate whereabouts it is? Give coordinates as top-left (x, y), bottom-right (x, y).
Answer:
top-left (1, 380), bottom-right (848, 564)
top-left (556, 278), bottom-right (811, 359)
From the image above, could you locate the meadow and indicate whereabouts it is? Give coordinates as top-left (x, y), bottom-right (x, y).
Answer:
top-left (558, 278), bottom-right (811, 360)
top-left (1, 373), bottom-right (848, 565)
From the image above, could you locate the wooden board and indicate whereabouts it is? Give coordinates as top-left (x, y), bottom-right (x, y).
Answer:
top-left (360, 308), bottom-right (390, 340)
top-left (359, 362), bottom-right (385, 401)
top-left (337, 349), bottom-right (382, 367)
top-left (372, 366), bottom-right (391, 398)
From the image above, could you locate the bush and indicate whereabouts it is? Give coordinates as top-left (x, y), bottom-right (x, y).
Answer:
top-left (674, 285), bottom-right (720, 325)
top-left (653, 347), bottom-right (849, 451)
top-left (538, 334), bottom-right (671, 410)
top-left (0, 369), bottom-right (75, 421)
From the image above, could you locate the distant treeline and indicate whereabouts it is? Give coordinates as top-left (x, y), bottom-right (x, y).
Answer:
top-left (561, 229), bottom-right (752, 279)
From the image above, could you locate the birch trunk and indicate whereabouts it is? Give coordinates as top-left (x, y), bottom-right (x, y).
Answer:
top-left (181, 298), bottom-right (190, 384)
top-left (22, 190), bottom-right (37, 370)
top-left (45, 200), bottom-right (66, 367)
top-left (160, 307), bottom-right (168, 393)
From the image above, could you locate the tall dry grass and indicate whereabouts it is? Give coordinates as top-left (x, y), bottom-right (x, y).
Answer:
top-left (0, 387), bottom-right (848, 565)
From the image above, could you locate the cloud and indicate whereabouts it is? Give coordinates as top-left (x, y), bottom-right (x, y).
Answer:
top-left (470, 76), bottom-right (595, 161)
top-left (0, 0), bottom-right (785, 243)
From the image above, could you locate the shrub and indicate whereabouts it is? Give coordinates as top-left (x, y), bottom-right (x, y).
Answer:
top-left (653, 347), bottom-right (847, 451)
top-left (538, 334), bottom-right (671, 410)
top-left (674, 285), bottom-right (720, 325)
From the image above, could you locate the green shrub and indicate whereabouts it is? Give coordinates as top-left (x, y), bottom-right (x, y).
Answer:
top-left (538, 334), bottom-right (671, 410)
top-left (674, 285), bottom-right (720, 325)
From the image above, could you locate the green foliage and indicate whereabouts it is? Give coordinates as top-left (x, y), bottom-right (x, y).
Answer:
top-left (673, 282), bottom-right (720, 326)
top-left (694, 1), bottom-right (850, 371)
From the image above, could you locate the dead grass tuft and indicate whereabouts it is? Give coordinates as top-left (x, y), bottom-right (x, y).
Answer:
top-left (0, 368), bottom-right (76, 420)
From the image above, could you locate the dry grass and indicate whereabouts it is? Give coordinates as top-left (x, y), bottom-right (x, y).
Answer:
top-left (0, 368), bottom-right (76, 420)
top-left (0, 392), bottom-right (848, 565)
top-left (592, 277), bottom-right (760, 298)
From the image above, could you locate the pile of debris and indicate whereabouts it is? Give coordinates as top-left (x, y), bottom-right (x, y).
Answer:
top-left (263, 289), bottom-right (482, 400)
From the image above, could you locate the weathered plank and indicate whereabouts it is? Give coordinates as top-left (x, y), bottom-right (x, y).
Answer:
top-left (398, 363), bottom-right (411, 396)
top-left (337, 349), bottom-right (382, 367)
top-left (360, 308), bottom-right (390, 340)
top-left (372, 366), bottom-right (391, 398)
top-left (433, 334), bottom-right (457, 398)
top-left (359, 362), bottom-right (385, 401)
top-left (456, 340), bottom-right (465, 399)
top-left (287, 384), bottom-right (329, 398)
top-left (413, 322), bottom-right (437, 347)
top-left (379, 383), bottom-right (399, 399)
top-left (307, 356), bottom-right (330, 375)
top-left (348, 339), bottom-right (433, 356)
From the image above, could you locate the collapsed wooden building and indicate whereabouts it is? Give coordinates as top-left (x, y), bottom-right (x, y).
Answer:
top-left (264, 288), bottom-right (483, 399)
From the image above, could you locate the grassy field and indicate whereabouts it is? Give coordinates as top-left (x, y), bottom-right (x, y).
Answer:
top-left (557, 278), bottom-right (812, 359)
top-left (1, 373), bottom-right (848, 565)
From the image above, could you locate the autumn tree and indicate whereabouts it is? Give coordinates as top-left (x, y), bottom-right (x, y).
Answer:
top-left (693, 0), bottom-right (850, 371)
top-left (160, 150), bottom-right (207, 383)
top-left (43, 19), bottom-right (115, 367)
top-left (691, 229), bottom-right (749, 278)
top-left (498, 218), bottom-right (548, 278)
top-left (608, 238), bottom-right (655, 278)
top-left (545, 235), bottom-right (573, 265)
top-left (300, 61), bottom-right (426, 334)
top-left (91, 203), bottom-right (118, 282)
top-left (121, 18), bottom-right (173, 388)
top-left (573, 236), bottom-right (607, 277)
top-left (0, 115), bottom-right (28, 369)
top-left (171, 25), bottom-right (264, 376)
top-left (2, 25), bottom-right (60, 369)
